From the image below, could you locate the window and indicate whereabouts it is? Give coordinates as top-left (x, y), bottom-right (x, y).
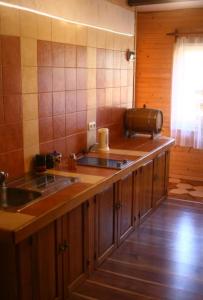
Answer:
top-left (171, 36), bottom-right (203, 149)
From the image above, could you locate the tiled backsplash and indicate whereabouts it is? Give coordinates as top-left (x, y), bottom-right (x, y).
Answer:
top-left (0, 6), bottom-right (134, 179)
top-left (38, 40), bottom-right (133, 158)
top-left (0, 35), bottom-right (24, 178)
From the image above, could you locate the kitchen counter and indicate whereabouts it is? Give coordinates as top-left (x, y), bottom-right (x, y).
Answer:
top-left (0, 136), bottom-right (174, 244)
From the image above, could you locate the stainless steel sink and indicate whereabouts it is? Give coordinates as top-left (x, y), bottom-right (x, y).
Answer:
top-left (0, 187), bottom-right (42, 208)
top-left (0, 173), bottom-right (79, 209)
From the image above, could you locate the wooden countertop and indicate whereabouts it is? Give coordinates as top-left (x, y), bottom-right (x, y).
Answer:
top-left (0, 136), bottom-right (174, 244)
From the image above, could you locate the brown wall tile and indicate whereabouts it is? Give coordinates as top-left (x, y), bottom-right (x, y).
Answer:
top-left (0, 34), bottom-right (24, 179)
top-left (65, 44), bottom-right (76, 68)
top-left (1, 36), bottom-right (21, 66)
top-left (77, 46), bottom-right (87, 68)
top-left (96, 89), bottom-right (106, 107)
top-left (65, 68), bottom-right (77, 90)
top-left (4, 94), bottom-right (22, 123)
top-left (54, 138), bottom-right (66, 157)
top-left (52, 42), bottom-right (65, 67)
top-left (76, 90), bottom-right (87, 112)
top-left (96, 69), bottom-right (106, 89)
top-left (38, 67), bottom-right (52, 92)
top-left (77, 111), bottom-right (87, 132)
top-left (2, 65), bottom-right (21, 94)
top-left (66, 113), bottom-right (77, 135)
top-left (7, 149), bottom-right (24, 178)
top-left (39, 117), bottom-right (53, 143)
top-left (40, 141), bottom-right (54, 154)
top-left (97, 48), bottom-right (106, 68)
top-left (4, 123), bottom-right (23, 152)
top-left (53, 115), bottom-right (66, 139)
top-left (77, 68), bottom-right (87, 90)
top-left (66, 90), bottom-right (77, 114)
top-left (53, 91), bottom-right (65, 115)
top-left (38, 93), bottom-right (53, 118)
top-left (52, 67), bottom-right (65, 91)
top-left (66, 132), bottom-right (87, 155)
top-left (37, 40), bottom-right (52, 67)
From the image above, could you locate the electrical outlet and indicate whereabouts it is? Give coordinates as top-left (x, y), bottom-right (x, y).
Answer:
top-left (88, 121), bottom-right (96, 131)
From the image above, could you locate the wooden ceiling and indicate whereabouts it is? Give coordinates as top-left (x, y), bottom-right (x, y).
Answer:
top-left (128, 0), bottom-right (196, 5)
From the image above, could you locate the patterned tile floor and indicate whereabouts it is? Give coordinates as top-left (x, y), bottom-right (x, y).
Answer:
top-left (168, 177), bottom-right (203, 202)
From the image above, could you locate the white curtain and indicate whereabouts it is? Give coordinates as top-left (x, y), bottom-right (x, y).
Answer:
top-left (171, 36), bottom-right (203, 149)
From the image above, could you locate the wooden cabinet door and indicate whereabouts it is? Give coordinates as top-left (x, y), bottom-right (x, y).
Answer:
top-left (94, 184), bottom-right (117, 266)
top-left (153, 152), bottom-right (167, 207)
top-left (17, 219), bottom-right (63, 300)
top-left (117, 173), bottom-right (134, 244)
top-left (62, 203), bottom-right (88, 298)
top-left (165, 151), bottom-right (170, 195)
top-left (139, 160), bottom-right (153, 221)
top-left (134, 168), bottom-right (141, 226)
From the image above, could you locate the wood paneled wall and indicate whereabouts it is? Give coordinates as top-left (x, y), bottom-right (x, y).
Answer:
top-left (136, 8), bottom-right (203, 180)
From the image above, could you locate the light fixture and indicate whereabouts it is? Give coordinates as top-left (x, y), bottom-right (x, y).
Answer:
top-left (126, 49), bottom-right (136, 61)
top-left (0, 1), bottom-right (134, 37)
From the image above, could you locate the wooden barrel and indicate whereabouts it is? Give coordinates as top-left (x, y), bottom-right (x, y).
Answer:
top-left (125, 106), bottom-right (163, 135)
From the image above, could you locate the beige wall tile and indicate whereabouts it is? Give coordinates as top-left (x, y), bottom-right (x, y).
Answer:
top-left (21, 37), bottom-right (37, 66)
top-left (113, 34), bottom-right (122, 50)
top-left (129, 36), bottom-right (135, 50)
top-left (87, 27), bottom-right (97, 47)
top-left (127, 102), bottom-right (133, 108)
top-left (87, 69), bottom-right (96, 89)
top-left (37, 15), bottom-right (52, 41)
top-left (129, 60), bottom-right (134, 70)
top-left (23, 93), bottom-right (38, 121)
top-left (87, 89), bottom-right (96, 109)
top-left (120, 35), bottom-right (128, 51)
top-left (106, 32), bottom-right (114, 50)
top-left (52, 19), bottom-right (66, 43)
top-left (0, 7), bottom-right (20, 36)
top-left (23, 119), bottom-right (39, 149)
top-left (65, 23), bottom-right (76, 45)
top-left (20, 11), bottom-right (37, 39)
top-left (22, 67), bottom-right (38, 94)
top-left (24, 145), bottom-right (39, 173)
top-left (87, 47), bottom-right (96, 68)
top-left (128, 86), bottom-right (133, 104)
top-left (76, 25), bottom-right (87, 46)
top-left (96, 29), bottom-right (106, 49)
top-left (105, 88), bottom-right (113, 106)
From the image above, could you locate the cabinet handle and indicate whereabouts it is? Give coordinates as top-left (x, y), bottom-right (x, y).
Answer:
top-left (59, 244), bottom-right (65, 253)
top-left (115, 202), bottom-right (121, 209)
top-left (153, 174), bottom-right (159, 181)
top-left (63, 240), bottom-right (69, 251)
top-left (59, 241), bottom-right (69, 253)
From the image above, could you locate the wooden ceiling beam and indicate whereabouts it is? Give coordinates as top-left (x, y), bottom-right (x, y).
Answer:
top-left (128, 0), bottom-right (193, 6)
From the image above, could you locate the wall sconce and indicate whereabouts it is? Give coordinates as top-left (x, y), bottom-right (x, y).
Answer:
top-left (126, 49), bottom-right (136, 62)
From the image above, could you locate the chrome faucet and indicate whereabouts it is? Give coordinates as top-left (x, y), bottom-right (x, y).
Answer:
top-left (0, 171), bottom-right (8, 187)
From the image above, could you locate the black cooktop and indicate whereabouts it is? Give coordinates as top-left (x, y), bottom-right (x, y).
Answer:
top-left (77, 156), bottom-right (132, 170)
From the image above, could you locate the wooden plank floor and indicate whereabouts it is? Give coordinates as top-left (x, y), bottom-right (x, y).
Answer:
top-left (71, 199), bottom-right (203, 300)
